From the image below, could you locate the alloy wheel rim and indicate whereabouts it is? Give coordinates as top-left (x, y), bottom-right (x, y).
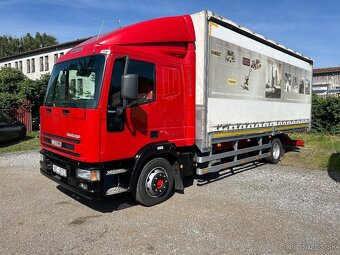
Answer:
top-left (145, 167), bottom-right (169, 197)
top-left (273, 142), bottom-right (281, 159)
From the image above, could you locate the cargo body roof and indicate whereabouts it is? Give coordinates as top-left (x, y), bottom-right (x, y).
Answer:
top-left (206, 10), bottom-right (312, 64)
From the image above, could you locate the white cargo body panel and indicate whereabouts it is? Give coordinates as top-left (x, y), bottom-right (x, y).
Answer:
top-left (191, 11), bottom-right (313, 151)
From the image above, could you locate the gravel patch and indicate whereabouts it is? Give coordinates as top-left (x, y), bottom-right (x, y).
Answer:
top-left (0, 152), bottom-right (339, 255)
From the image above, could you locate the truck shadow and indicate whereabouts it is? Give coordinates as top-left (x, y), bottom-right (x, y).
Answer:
top-left (194, 161), bottom-right (266, 186)
top-left (327, 153), bottom-right (340, 183)
top-left (57, 161), bottom-right (267, 211)
top-left (57, 186), bottom-right (138, 213)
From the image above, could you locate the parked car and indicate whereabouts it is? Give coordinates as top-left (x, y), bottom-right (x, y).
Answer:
top-left (0, 110), bottom-right (26, 144)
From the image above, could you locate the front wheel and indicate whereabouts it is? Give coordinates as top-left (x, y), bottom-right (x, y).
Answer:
top-left (135, 158), bottom-right (174, 207)
top-left (266, 138), bottom-right (284, 164)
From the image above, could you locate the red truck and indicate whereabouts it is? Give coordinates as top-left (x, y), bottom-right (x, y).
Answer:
top-left (40, 11), bottom-right (313, 206)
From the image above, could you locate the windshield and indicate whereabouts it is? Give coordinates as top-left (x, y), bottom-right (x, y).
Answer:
top-left (44, 55), bottom-right (105, 108)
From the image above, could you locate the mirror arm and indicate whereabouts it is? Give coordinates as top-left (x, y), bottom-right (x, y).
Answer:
top-left (116, 99), bottom-right (127, 116)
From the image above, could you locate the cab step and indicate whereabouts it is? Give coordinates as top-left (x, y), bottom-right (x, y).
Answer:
top-left (105, 186), bottom-right (128, 195)
top-left (106, 168), bottom-right (129, 175)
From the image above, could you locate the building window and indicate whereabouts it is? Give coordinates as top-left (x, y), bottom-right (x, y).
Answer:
top-left (27, 59), bottom-right (30, 73)
top-left (45, 56), bottom-right (49, 71)
top-left (31, 58), bottom-right (35, 73)
top-left (4, 64), bottom-right (7, 68)
top-left (19, 61), bottom-right (22, 71)
top-left (40, 57), bottom-right (43, 71)
top-left (15, 62), bottom-right (18, 69)
top-left (60, 52), bottom-right (64, 57)
top-left (54, 53), bottom-right (58, 63)
top-left (8, 63), bottom-right (11, 68)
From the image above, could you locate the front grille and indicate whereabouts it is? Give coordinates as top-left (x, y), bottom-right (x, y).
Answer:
top-left (42, 143), bottom-right (80, 157)
top-left (41, 132), bottom-right (80, 144)
top-left (43, 137), bottom-right (75, 150)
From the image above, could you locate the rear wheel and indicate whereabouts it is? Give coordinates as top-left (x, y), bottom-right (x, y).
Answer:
top-left (266, 138), bottom-right (283, 164)
top-left (135, 158), bottom-right (174, 206)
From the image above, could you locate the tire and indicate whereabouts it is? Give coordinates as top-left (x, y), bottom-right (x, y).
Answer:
top-left (135, 158), bottom-right (174, 207)
top-left (18, 128), bottom-right (26, 141)
top-left (266, 138), bottom-right (284, 164)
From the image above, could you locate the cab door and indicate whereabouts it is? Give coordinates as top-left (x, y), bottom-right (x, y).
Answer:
top-left (102, 55), bottom-right (158, 161)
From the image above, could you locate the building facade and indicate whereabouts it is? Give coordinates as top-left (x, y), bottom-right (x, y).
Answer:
top-left (313, 67), bottom-right (340, 95)
top-left (0, 38), bottom-right (89, 80)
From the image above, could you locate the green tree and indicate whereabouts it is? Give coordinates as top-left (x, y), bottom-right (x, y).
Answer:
top-left (20, 33), bottom-right (35, 52)
top-left (0, 32), bottom-right (58, 58)
top-left (19, 74), bottom-right (50, 118)
top-left (0, 67), bottom-right (26, 112)
top-left (0, 67), bottom-right (49, 117)
top-left (311, 92), bottom-right (340, 134)
top-left (0, 67), bottom-right (26, 93)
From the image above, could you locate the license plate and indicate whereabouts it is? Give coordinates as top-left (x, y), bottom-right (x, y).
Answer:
top-left (52, 165), bottom-right (67, 177)
top-left (51, 139), bottom-right (62, 147)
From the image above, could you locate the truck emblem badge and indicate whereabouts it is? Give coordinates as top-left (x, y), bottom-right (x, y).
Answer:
top-left (66, 133), bottom-right (81, 139)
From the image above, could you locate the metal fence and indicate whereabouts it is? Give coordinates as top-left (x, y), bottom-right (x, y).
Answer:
top-left (11, 99), bottom-right (32, 132)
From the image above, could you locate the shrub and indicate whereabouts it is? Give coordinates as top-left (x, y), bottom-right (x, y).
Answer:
top-left (312, 93), bottom-right (340, 134)
top-left (0, 67), bottom-right (49, 118)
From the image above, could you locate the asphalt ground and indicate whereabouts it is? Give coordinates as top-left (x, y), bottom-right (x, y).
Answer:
top-left (0, 150), bottom-right (339, 255)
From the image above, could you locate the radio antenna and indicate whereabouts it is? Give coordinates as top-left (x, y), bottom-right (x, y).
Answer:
top-left (93, 20), bottom-right (105, 53)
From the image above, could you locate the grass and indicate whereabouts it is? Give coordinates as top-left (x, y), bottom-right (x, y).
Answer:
top-left (0, 130), bottom-right (339, 172)
top-left (280, 132), bottom-right (340, 171)
top-left (0, 131), bottom-right (40, 154)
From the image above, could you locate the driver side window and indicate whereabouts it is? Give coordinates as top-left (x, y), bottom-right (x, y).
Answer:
top-left (127, 60), bottom-right (155, 106)
top-left (107, 57), bottom-right (156, 132)
top-left (108, 58), bottom-right (155, 108)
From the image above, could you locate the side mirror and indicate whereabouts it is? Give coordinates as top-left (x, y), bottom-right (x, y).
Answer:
top-left (121, 74), bottom-right (138, 100)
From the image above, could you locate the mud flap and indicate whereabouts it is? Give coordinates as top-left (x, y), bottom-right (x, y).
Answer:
top-left (173, 162), bottom-right (184, 193)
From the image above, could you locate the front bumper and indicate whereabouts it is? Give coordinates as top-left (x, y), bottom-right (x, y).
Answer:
top-left (40, 150), bottom-right (103, 200)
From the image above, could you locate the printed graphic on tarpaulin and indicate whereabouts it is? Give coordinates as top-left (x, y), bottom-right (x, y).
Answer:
top-left (292, 76), bottom-right (299, 93)
top-left (208, 37), bottom-right (265, 98)
top-left (208, 36), bottom-right (312, 103)
top-left (305, 79), bottom-right (311, 94)
top-left (225, 50), bottom-right (236, 63)
top-left (299, 78), bottom-right (305, 94)
top-left (265, 60), bottom-right (282, 98)
top-left (205, 20), bottom-right (312, 133)
top-left (285, 73), bottom-right (292, 92)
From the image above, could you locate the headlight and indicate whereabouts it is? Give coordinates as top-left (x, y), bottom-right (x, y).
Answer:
top-left (76, 169), bottom-right (101, 181)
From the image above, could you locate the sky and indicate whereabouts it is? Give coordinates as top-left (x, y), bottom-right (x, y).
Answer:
top-left (0, 0), bottom-right (339, 68)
